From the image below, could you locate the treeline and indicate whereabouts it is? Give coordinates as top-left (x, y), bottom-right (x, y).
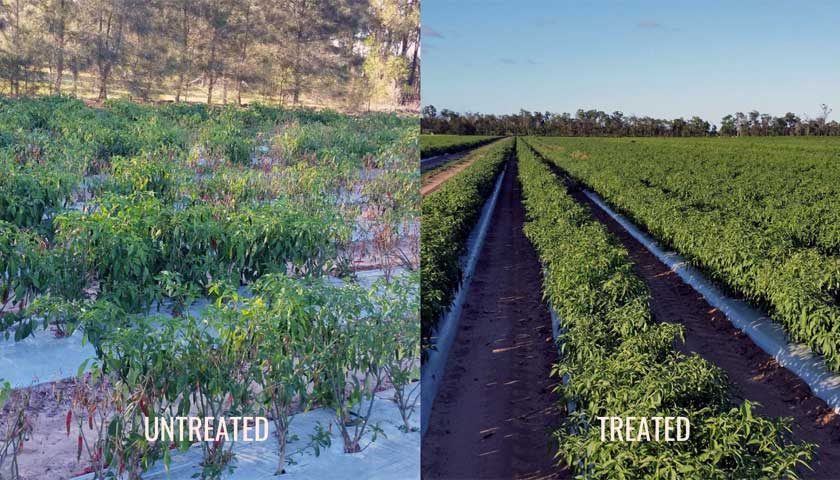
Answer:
top-left (0, 0), bottom-right (419, 108)
top-left (422, 105), bottom-right (840, 136)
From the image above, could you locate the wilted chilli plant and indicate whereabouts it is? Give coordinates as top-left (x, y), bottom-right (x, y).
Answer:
top-left (373, 273), bottom-right (421, 432)
top-left (246, 274), bottom-right (328, 474)
top-left (0, 382), bottom-right (33, 480)
top-left (68, 366), bottom-right (116, 479)
top-left (310, 280), bottom-right (388, 453)
top-left (359, 154), bottom-right (420, 276)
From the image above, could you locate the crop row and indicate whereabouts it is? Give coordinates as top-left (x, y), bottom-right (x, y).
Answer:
top-left (420, 138), bottom-right (513, 351)
top-left (0, 96), bottom-right (416, 348)
top-left (0, 195), bottom-right (346, 342)
top-left (528, 136), bottom-right (840, 372)
top-left (516, 139), bottom-right (813, 479)
top-left (420, 134), bottom-right (500, 158)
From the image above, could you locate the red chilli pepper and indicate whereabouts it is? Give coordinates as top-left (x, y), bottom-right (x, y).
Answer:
top-left (77, 435), bottom-right (83, 460)
top-left (65, 410), bottom-right (72, 436)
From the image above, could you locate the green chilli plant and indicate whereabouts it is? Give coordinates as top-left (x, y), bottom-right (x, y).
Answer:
top-left (308, 279), bottom-right (390, 454)
top-left (155, 270), bottom-right (201, 317)
top-left (182, 309), bottom-right (257, 479)
top-left (235, 275), bottom-right (329, 474)
top-left (374, 273), bottom-right (421, 432)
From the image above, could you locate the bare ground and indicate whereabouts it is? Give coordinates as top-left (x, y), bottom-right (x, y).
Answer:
top-left (422, 157), bottom-right (568, 480)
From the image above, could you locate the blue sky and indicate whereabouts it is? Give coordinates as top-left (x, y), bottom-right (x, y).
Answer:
top-left (422, 1), bottom-right (840, 123)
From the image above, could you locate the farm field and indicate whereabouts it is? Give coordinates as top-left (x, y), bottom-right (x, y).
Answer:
top-left (0, 96), bottom-right (420, 480)
top-left (421, 136), bottom-right (840, 479)
top-left (420, 140), bottom-right (508, 196)
top-left (527, 136), bottom-right (840, 372)
top-left (419, 134), bottom-right (500, 159)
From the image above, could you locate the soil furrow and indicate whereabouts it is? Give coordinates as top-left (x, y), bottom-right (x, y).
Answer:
top-left (422, 156), bottom-right (567, 479)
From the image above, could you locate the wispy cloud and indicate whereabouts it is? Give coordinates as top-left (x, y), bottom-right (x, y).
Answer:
top-left (422, 25), bottom-right (444, 39)
top-left (526, 58), bottom-right (540, 65)
top-left (637, 20), bottom-right (662, 29)
top-left (499, 57), bottom-right (517, 65)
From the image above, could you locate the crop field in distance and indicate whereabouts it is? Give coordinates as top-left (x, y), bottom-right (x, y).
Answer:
top-left (419, 134), bottom-right (500, 158)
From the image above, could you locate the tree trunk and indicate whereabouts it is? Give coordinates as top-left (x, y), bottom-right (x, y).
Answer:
top-left (175, 4), bottom-right (191, 103)
top-left (175, 72), bottom-right (184, 102)
top-left (207, 74), bottom-right (215, 105)
top-left (53, 0), bottom-right (67, 95)
top-left (222, 75), bottom-right (228, 105)
top-left (206, 39), bottom-right (218, 104)
top-left (405, 40), bottom-right (419, 103)
top-left (98, 65), bottom-right (109, 101)
top-left (72, 66), bottom-right (79, 96)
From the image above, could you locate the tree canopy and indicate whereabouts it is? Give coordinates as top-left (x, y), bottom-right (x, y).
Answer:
top-left (0, 0), bottom-right (420, 110)
top-left (422, 106), bottom-right (840, 137)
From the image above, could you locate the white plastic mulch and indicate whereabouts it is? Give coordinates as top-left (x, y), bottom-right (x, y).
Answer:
top-left (74, 387), bottom-right (420, 480)
top-left (582, 188), bottom-right (840, 414)
top-left (0, 297), bottom-right (212, 389)
top-left (0, 329), bottom-right (96, 388)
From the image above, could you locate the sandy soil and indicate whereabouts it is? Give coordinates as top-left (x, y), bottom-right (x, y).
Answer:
top-left (422, 157), bottom-right (568, 480)
top-left (555, 171), bottom-right (840, 479)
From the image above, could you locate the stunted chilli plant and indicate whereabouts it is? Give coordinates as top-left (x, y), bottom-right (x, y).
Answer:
top-left (182, 308), bottom-right (258, 479)
top-left (67, 367), bottom-right (116, 479)
top-left (372, 273), bottom-right (421, 432)
top-left (242, 274), bottom-right (329, 474)
top-left (97, 316), bottom-right (190, 478)
top-left (310, 279), bottom-right (390, 453)
top-left (358, 149), bottom-right (420, 279)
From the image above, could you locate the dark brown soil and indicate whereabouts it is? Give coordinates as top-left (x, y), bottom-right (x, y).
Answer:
top-left (558, 173), bottom-right (840, 479)
top-left (422, 157), bottom-right (568, 480)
